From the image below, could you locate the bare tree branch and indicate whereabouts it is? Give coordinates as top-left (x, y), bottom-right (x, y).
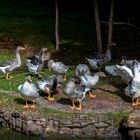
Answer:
top-left (100, 20), bottom-right (138, 28)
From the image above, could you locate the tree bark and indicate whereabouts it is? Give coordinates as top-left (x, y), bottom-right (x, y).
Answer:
top-left (93, 0), bottom-right (102, 54)
top-left (55, 0), bottom-right (59, 50)
top-left (108, 0), bottom-right (114, 44)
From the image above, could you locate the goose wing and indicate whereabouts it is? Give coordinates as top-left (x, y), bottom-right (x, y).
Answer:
top-left (52, 62), bottom-right (68, 73)
top-left (1, 58), bottom-right (16, 67)
top-left (105, 65), bottom-right (119, 76)
top-left (106, 64), bottom-right (133, 84)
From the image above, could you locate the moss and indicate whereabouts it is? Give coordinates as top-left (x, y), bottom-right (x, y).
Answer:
top-left (107, 111), bottom-right (129, 127)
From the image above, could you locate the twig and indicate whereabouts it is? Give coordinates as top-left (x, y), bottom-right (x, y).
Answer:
top-left (100, 20), bottom-right (138, 28)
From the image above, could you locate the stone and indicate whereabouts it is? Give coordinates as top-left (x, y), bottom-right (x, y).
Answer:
top-left (127, 110), bottom-right (140, 129)
top-left (15, 118), bottom-right (22, 128)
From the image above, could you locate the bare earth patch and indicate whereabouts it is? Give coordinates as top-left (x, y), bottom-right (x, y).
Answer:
top-left (36, 83), bottom-right (133, 114)
top-left (0, 78), bottom-right (133, 114)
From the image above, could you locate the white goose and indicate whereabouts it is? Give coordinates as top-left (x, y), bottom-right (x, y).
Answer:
top-left (18, 75), bottom-right (39, 109)
top-left (0, 46), bottom-right (25, 80)
top-left (106, 60), bottom-right (140, 106)
top-left (120, 56), bottom-right (140, 71)
top-left (80, 72), bottom-right (106, 98)
top-left (105, 64), bottom-right (133, 85)
top-left (125, 60), bottom-right (140, 106)
top-left (86, 42), bottom-right (116, 71)
top-left (26, 48), bottom-right (50, 77)
top-left (63, 76), bottom-right (89, 111)
top-left (37, 74), bottom-right (64, 101)
top-left (75, 64), bottom-right (91, 76)
top-left (47, 59), bottom-right (69, 81)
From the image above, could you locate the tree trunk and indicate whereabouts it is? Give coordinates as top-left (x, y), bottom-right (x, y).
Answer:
top-left (108, 0), bottom-right (114, 44)
top-left (93, 0), bottom-right (102, 54)
top-left (55, 0), bottom-right (59, 50)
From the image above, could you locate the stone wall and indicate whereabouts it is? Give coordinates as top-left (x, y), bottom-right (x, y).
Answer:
top-left (119, 110), bottom-right (140, 140)
top-left (0, 109), bottom-right (120, 139)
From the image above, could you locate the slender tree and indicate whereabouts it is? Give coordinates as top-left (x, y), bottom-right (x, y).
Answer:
top-left (55, 0), bottom-right (59, 50)
top-left (93, 0), bottom-right (102, 54)
top-left (108, 0), bottom-right (114, 44)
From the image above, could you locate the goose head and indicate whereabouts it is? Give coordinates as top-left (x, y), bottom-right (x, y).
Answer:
top-left (25, 74), bottom-right (32, 83)
top-left (48, 59), bottom-right (54, 69)
top-left (16, 45), bottom-right (25, 51)
top-left (105, 42), bottom-right (116, 60)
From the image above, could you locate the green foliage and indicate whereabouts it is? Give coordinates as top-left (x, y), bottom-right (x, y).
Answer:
top-left (108, 111), bottom-right (128, 127)
top-left (0, 17), bottom-right (55, 49)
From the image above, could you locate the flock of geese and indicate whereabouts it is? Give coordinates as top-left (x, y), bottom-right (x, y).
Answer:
top-left (0, 43), bottom-right (140, 111)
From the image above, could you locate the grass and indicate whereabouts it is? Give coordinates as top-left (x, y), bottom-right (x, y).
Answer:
top-left (0, 17), bottom-right (55, 48)
top-left (0, 65), bottom-right (75, 91)
top-left (0, 93), bottom-right (24, 111)
top-left (108, 111), bottom-right (128, 127)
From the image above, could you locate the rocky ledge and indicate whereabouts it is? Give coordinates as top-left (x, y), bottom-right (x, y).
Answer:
top-left (0, 109), bottom-right (121, 139)
top-left (119, 109), bottom-right (140, 140)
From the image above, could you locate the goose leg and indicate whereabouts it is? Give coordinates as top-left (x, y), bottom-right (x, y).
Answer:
top-left (23, 100), bottom-right (30, 109)
top-left (30, 100), bottom-right (36, 109)
top-left (63, 74), bottom-right (67, 81)
top-left (132, 99), bottom-right (135, 106)
top-left (6, 73), bottom-right (13, 80)
top-left (132, 99), bottom-right (138, 106)
top-left (37, 73), bottom-right (42, 78)
top-left (9, 75), bottom-right (13, 79)
top-left (48, 67), bottom-right (51, 71)
top-left (76, 99), bottom-right (82, 111)
top-left (6, 73), bottom-right (10, 80)
top-left (48, 95), bottom-right (55, 101)
top-left (88, 91), bottom-right (96, 98)
top-left (69, 100), bottom-right (76, 110)
top-left (132, 99), bottom-right (140, 106)
top-left (45, 86), bottom-right (55, 101)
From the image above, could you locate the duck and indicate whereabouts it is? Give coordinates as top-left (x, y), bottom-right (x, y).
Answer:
top-left (80, 72), bottom-right (106, 98)
top-left (37, 74), bottom-right (64, 101)
top-left (85, 42), bottom-right (116, 71)
top-left (75, 64), bottom-right (91, 76)
top-left (63, 76), bottom-right (89, 111)
top-left (47, 59), bottom-right (69, 81)
top-left (0, 45), bottom-right (25, 80)
top-left (18, 74), bottom-right (39, 109)
top-left (26, 48), bottom-right (50, 77)
top-left (125, 60), bottom-right (140, 106)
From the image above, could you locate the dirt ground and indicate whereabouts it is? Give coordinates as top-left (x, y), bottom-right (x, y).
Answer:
top-left (36, 78), bottom-right (133, 113)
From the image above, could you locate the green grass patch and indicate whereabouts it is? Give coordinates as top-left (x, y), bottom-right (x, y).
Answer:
top-left (0, 93), bottom-right (23, 111)
top-left (108, 111), bottom-right (128, 127)
top-left (43, 107), bottom-right (75, 116)
top-left (0, 61), bottom-right (76, 91)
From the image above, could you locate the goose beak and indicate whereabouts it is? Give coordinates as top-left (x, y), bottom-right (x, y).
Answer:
top-left (112, 42), bottom-right (116, 46)
top-left (120, 59), bottom-right (124, 65)
top-left (21, 47), bottom-right (26, 51)
top-left (42, 48), bottom-right (48, 52)
top-left (27, 75), bottom-right (32, 82)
